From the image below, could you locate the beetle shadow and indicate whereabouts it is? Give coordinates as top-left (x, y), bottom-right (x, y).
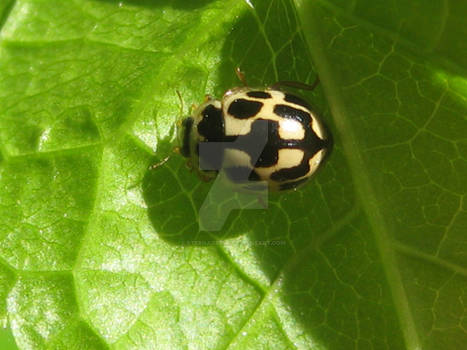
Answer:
top-left (141, 4), bottom-right (367, 346)
top-left (142, 136), bottom-right (269, 245)
top-left (142, 1), bottom-right (334, 271)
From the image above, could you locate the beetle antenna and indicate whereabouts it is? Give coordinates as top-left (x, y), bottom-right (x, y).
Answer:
top-left (176, 89), bottom-right (184, 117)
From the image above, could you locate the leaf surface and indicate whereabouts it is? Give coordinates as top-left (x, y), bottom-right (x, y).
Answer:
top-left (0, 0), bottom-right (466, 349)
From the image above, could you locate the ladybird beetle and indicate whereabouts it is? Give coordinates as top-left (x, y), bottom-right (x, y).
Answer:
top-left (179, 72), bottom-right (331, 191)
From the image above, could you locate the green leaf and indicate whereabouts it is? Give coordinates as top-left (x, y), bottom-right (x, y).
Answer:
top-left (0, 0), bottom-right (466, 349)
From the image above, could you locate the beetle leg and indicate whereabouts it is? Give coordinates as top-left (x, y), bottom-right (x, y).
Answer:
top-left (150, 155), bottom-right (171, 170)
top-left (235, 67), bottom-right (248, 86)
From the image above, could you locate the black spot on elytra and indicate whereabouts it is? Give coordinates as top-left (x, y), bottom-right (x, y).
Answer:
top-left (270, 161), bottom-right (310, 182)
top-left (247, 91), bottom-right (272, 99)
top-left (270, 104), bottom-right (328, 184)
top-left (226, 119), bottom-right (282, 168)
top-left (194, 102), bottom-right (330, 190)
top-left (197, 104), bottom-right (224, 141)
top-left (227, 99), bottom-right (263, 119)
top-left (284, 93), bottom-right (311, 110)
top-left (224, 118), bottom-right (324, 173)
top-left (274, 104), bottom-right (312, 125)
top-left (197, 104), bottom-right (225, 170)
top-left (180, 117), bottom-right (193, 158)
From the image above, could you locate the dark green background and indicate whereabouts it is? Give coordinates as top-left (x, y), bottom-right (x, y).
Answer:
top-left (0, 0), bottom-right (465, 349)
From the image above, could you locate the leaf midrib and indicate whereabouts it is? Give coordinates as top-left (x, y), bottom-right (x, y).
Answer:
top-left (293, 0), bottom-right (422, 348)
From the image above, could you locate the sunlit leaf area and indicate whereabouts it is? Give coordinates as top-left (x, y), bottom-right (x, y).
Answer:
top-left (0, 0), bottom-right (466, 349)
